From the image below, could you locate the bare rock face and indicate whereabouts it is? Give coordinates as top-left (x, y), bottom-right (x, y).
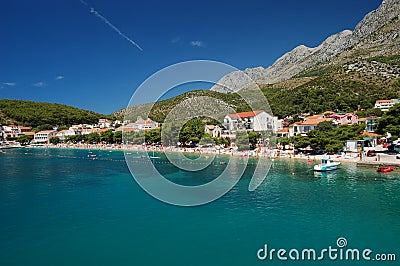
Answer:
top-left (211, 0), bottom-right (400, 93)
top-left (352, 0), bottom-right (400, 42)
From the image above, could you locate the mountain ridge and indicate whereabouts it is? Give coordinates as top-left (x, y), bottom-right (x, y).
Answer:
top-left (113, 0), bottom-right (400, 120)
top-left (211, 0), bottom-right (400, 92)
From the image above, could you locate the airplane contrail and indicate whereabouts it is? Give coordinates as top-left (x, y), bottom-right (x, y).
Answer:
top-left (79, 0), bottom-right (143, 51)
top-left (79, 0), bottom-right (89, 6)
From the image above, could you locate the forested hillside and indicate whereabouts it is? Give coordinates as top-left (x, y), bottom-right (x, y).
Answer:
top-left (0, 99), bottom-right (116, 128)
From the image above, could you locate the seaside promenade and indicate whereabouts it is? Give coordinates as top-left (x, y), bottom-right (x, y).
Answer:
top-left (357, 153), bottom-right (400, 167)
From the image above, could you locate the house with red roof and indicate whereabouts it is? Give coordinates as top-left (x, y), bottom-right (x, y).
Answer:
top-left (288, 115), bottom-right (338, 137)
top-left (223, 110), bottom-right (277, 132)
top-left (98, 119), bottom-right (112, 128)
top-left (1, 125), bottom-right (35, 139)
top-left (56, 129), bottom-right (76, 141)
top-left (277, 128), bottom-right (289, 138)
top-left (133, 117), bottom-right (159, 130)
top-left (116, 117), bottom-right (159, 132)
top-left (33, 130), bottom-right (58, 143)
top-left (374, 99), bottom-right (399, 112)
top-left (115, 123), bottom-right (139, 133)
top-left (327, 113), bottom-right (358, 125)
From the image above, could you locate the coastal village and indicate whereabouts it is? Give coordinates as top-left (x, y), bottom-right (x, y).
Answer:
top-left (2, 1), bottom-right (400, 265)
top-left (1, 98), bottom-right (400, 166)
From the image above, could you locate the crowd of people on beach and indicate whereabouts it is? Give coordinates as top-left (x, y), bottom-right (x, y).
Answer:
top-left (27, 141), bottom-right (398, 165)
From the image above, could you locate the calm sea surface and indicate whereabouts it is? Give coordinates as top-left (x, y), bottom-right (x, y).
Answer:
top-left (0, 148), bottom-right (399, 265)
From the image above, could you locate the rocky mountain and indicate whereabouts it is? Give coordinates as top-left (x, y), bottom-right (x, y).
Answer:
top-left (114, 0), bottom-right (400, 120)
top-left (212, 0), bottom-right (400, 93)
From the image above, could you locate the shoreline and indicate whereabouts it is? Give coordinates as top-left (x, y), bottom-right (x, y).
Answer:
top-left (19, 143), bottom-right (400, 168)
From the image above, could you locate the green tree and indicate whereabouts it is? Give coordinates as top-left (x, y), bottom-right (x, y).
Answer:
top-left (214, 137), bottom-right (231, 147)
top-left (292, 135), bottom-right (311, 149)
top-left (57, 125), bottom-right (69, 131)
top-left (325, 141), bottom-right (344, 154)
top-left (66, 134), bottom-right (84, 143)
top-left (303, 123), bottom-right (364, 153)
top-left (199, 134), bottom-right (214, 146)
top-left (17, 135), bottom-right (34, 145)
top-left (376, 104), bottom-right (400, 139)
top-left (277, 137), bottom-right (290, 149)
top-left (178, 118), bottom-right (205, 146)
top-left (100, 130), bottom-right (114, 143)
top-left (235, 131), bottom-right (250, 151)
top-left (160, 123), bottom-right (179, 146)
top-left (356, 108), bottom-right (383, 118)
top-left (113, 131), bottom-right (122, 143)
top-left (33, 124), bottom-right (53, 133)
top-left (86, 132), bottom-right (101, 144)
top-left (123, 131), bottom-right (144, 145)
top-left (315, 121), bottom-right (335, 132)
top-left (49, 137), bottom-right (61, 145)
top-left (307, 130), bottom-right (329, 151)
top-left (248, 131), bottom-right (261, 149)
top-left (0, 99), bottom-right (116, 128)
top-left (145, 128), bottom-right (161, 144)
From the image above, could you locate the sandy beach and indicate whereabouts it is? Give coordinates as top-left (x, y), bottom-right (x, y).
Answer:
top-left (24, 142), bottom-right (400, 168)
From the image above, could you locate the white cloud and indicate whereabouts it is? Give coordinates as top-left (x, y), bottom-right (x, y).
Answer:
top-left (3, 82), bottom-right (16, 86)
top-left (171, 37), bottom-right (181, 44)
top-left (33, 82), bottom-right (46, 87)
top-left (55, 76), bottom-right (64, 80)
top-left (190, 41), bottom-right (204, 47)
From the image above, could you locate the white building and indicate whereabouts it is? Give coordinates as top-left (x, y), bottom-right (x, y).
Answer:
top-left (1, 125), bottom-right (35, 139)
top-left (98, 119), bottom-right (112, 129)
top-left (56, 130), bottom-right (76, 141)
top-left (116, 123), bottom-right (139, 132)
top-left (374, 99), bottom-right (399, 112)
top-left (2, 125), bottom-right (19, 138)
top-left (205, 125), bottom-right (222, 138)
top-left (33, 130), bottom-right (58, 143)
top-left (276, 128), bottom-right (289, 138)
top-left (69, 124), bottom-right (94, 134)
top-left (113, 120), bottom-right (122, 126)
top-left (288, 119), bottom-right (338, 137)
top-left (223, 110), bottom-right (277, 132)
top-left (133, 117), bottom-right (159, 130)
top-left (115, 118), bottom-right (159, 133)
top-left (81, 128), bottom-right (100, 135)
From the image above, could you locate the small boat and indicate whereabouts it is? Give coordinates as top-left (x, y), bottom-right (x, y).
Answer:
top-left (377, 166), bottom-right (395, 173)
top-left (149, 150), bottom-right (160, 159)
top-left (313, 158), bottom-right (341, 172)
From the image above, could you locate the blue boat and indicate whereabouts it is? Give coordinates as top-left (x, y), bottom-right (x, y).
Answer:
top-left (313, 158), bottom-right (341, 172)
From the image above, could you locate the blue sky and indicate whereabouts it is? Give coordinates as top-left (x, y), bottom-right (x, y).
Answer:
top-left (0, 0), bottom-right (383, 114)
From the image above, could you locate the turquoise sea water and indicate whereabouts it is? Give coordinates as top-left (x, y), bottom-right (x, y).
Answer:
top-left (0, 148), bottom-right (399, 265)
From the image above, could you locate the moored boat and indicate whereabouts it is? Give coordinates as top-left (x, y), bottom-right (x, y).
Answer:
top-left (313, 158), bottom-right (341, 172)
top-left (377, 166), bottom-right (395, 173)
